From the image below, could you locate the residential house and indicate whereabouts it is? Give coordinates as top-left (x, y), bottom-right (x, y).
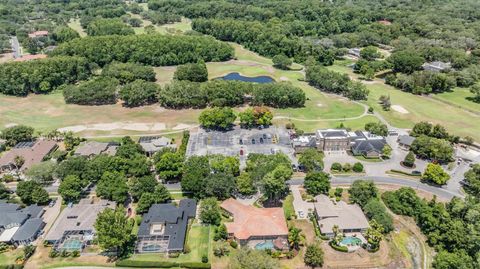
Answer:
top-left (0, 140), bottom-right (57, 172)
top-left (45, 199), bottom-right (115, 251)
top-left (397, 135), bottom-right (416, 149)
top-left (74, 141), bottom-right (118, 157)
top-left (422, 61), bottom-right (451, 72)
top-left (313, 195), bottom-right (369, 238)
top-left (220, 198), bottom-right (289, 250)
top-left (139, 136), bottom-right (177, 157)
top-left (136, 199), bottom-right (196, 253)
top-left (347, 48), bottom-right (361, 58)
top-left (28, 31), bottom-right (49, 38)
top-left (0, 202), bottom-right (45, 246)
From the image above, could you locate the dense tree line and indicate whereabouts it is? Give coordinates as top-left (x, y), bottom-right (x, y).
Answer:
top-left (119, 80), bottom-right (160, 107)
top-left (86, 18), bottom-right (134, 36)
top-left (62, 77), bottom-right (119, 105)
top-left (101, 62), bottom-right (156, 84)
top-left (306, 64), bottom-right (369, 100)
top-left (52, 34), bottom-right (234, 67)
top-left (410, 136), bottom-right (454, 163)
top-left (158, 80), bottom-right (305, 108)
top-left (0, 56), bottom-right (92, 96)
top-left (383, 188), bottom-right (480, 268)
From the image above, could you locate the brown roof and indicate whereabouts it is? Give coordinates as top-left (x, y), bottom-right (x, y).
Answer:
top-left (221, 198), bottom-right (288, 240)
top-left (0, 140), bottom-right (57, 171)
top-left (14, 54), bottom-right (47, 62)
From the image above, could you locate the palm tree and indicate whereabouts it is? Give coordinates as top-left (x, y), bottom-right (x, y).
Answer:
top-left (288, 227), bottom-right (302, 250)
top-left (13, 155), bottom-right (25, 179)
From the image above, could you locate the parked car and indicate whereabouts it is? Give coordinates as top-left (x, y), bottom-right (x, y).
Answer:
top-left (412, 170), bottom-right (422, 175)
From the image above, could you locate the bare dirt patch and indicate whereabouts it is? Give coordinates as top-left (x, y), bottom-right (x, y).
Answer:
top-left (392, 105), bottom-right (409, 114)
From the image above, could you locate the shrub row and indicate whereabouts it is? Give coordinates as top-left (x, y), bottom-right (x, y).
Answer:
top-left (389, 169), bottom-right (421, 177)
top-left (115, 260), bottom-right (211, 269)
top-left (328, 241), bottom-right (349, 252)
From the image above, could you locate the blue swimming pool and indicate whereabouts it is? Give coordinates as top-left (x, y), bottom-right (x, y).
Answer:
top-left (218, 72), bottom-right (274, 83)
top-left (340, 236), bottom-right (362, 246)
top-left (255, 240), bottom-right (274, 250)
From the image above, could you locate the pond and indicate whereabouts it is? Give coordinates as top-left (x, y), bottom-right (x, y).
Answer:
top-left (217, 72), bottom-right (274, 83)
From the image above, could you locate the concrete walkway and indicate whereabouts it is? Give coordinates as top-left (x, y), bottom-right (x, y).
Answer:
top-left (290, 185), bottom-right (314, 219)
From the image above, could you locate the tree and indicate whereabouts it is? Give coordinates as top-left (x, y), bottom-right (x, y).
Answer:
top-left (382, 145), bottom-right (392, 158)
top-left (13, 156), bottom-right (25, 172)
top-left (155, 152), bottom-right (184, 182)
top-left (204, 173), bottom-right (236, 200)
top-left (58, 175), bottom-right (83, 203)
top-left (136, 184), bottom-right (171, 213)
top-left (181, 156), bottom-right (211, 198)
top-left (351, 162), bottom-right (363, 173)
top-left (388, 50), bottom-right (424, 74)
top-left (87, 18), bottom-right (135, 36)
top-left (94, 206), bottom-right (134, 256)
top-left (298, 148), bottom-right (324, 172)
top-left (16, 181), bottom-right (49, 205)
top-left (464, 164), bottom-right (480, 197)
top-left (365, 219), bottom-right (384, 250)
top-left (209, 155), bottom-right (240, 176)
top-left (63, 131), bottom-right (82, 151)
top-left (349, 180), bottom-right (378, 207)
top-left (214, 224), bottom-right (228, 241)
top-left (379, 95), bottom-right (391, 111)
top-left (469, 84), bottom-right (480, 103)
top-left (403, 151), bottom-right (416, 168)
top-left (119, 80), bottom-right (159, 107)
top-left (330, 162), bottom-right (342, 172)
top-left (236, 172), bottom-right (256, 196)
top-left (422, 163), bottom-right (450, 185)
top-left (199, 198), bottom-right (221, 225)
top-left (239, 107), bottom-right (273, 128)
top-left (363, 199), bottom-right (393, 233)
top-left (304, 172), bottom-right (330, 196)
top-left (432, 250), bottom-right (474, 269)
top-left (0, 183), bottom-right (10, 200)
top-left (25, 161), bottom-right (57, 185)
top-left (410, 136), bottom-right (454, 163)
top-left (102, 62), bottom-right (156, 84)
top-left (228, 247), bottom-right (279, 269)
top-left (272, 54), bottom-right (292, 70)
top-left (360, 46), bottom-right (380, 61)
top-left (53, 26), bottom-right (80, 43)
top-left (288, 227), bottom-right (302, 250)
top-left (1, 125), bottom-right (35, 146)
top-left (199, 107), bottom-right (236, 130)
top-left (262, 165), bottom-right (292, 202)
top-left (63, 77), bottom-right (119, 105)
top-left (173, 61), bottom-right (208, 82)
top-left (96, 171), bottom-right (129, 204)
top-left (364, 122), bottom-right (388, 137)
top-left (116, 136), bottom-right (144, 158)
top-left (304, 243), bottom-right (324, 268)
top-left (129, 175), bottom-right (158, 202)
top-left (411, 122), bottom-right (433, 137)
top-left (54, 156), bottom-right (89, 182)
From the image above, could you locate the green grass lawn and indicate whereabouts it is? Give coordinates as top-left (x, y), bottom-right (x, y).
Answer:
top-left (283, 194), bottom-right (295, 220)
top-left (433, 87), bottom-right (480, 113)
top-left (354, 155), bottom-right (383, 163)
top-left (0, 248), bottom-right (21, 265)
top-left (67, 18), bottom-right (87, 37)
top-left (128, 224), bottom-right (211, 263)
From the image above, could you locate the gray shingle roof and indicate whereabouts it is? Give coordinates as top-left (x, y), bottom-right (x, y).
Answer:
top-left (137, 199), bottom-right (196, 251)
top-left (398, 135), bottom-right (416, 146)
top-left (352, 139), bottom-right (386, 154)
top-left (12, 218), bottom-right (44, 241)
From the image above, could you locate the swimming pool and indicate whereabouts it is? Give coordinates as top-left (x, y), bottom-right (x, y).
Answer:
top-left (255, 240), bottom-right (274, 250)
top-left (217, 72), bottom-right (274, 83)
top-left (340, 236), bottom-right (362, 246)
top-left (60, 238), bottom-right (83, 251)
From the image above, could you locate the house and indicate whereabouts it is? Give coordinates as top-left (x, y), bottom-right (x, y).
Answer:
top-left (313, 195), bottom-right (369, 238)
top-left (136, 199), bottom-right (196, 253)
top-left (45, 199), bottom-right (115, 251)
top-left (397, 135), bottom-right (416, 149)
top-left (0, 140), bottom-right (57, 172)
top-left (0, 202), bottom-right (45, 246)
top-left (13, 54), bottom-right (47, 62)
top-left (28, 31), bottom-right (49, 38)
top-left (292, 134), bottom-right (317, 153)
top-left (74, 141), bottom-right (118, 157)
top-left (316, 129), bottom-right (351, 151)
top-left (220, 198), bottom-right (289, 250)
top-left (187, 126), bottom-right (296, 168)
top-left (139, 136), bottom-right (177, 157)
top-left (350, 131), bottom-right (387, 158)
top-left (422, 61), bottom-right (451, 72)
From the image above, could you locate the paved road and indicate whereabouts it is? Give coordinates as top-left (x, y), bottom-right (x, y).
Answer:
top-left (288, 175), bottom-right (463, 200)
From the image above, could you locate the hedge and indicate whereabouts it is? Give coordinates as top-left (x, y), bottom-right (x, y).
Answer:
top-left (390, 169), bottom-right (421, 177)
top-left (0, 265), bottom-right (24, 269)
top-left (329, 241), bottom-right (349, 252)
top-left (115, 260), bottom-right (211, 269)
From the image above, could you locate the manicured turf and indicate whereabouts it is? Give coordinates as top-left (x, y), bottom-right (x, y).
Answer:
top-left (433, 87), bottom-right (480, 113)
top-left (327, 59), bottom-right (480, 141)
top-left (128, 225), bottom-right (211, 263)
top-left (283, 194), bottom-right (295, 220)
top-left (67, 19), bottom-right (87, 37)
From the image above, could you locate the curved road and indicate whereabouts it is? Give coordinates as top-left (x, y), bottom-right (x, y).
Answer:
top-left (288, 175), bottom-right (463, 200)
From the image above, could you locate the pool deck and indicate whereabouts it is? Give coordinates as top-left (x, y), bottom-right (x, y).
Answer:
top-left (340, 233), bottom-right (367, 252)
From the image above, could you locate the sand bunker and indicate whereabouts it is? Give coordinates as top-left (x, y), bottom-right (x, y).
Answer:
top-left (316, 103), bottom-right (323, 107)
top-left (392, 105), bottom-right (409, 114)
top-left (4, 123), bottom-right (18, 128)
top-left (58, 122), bottom-right (168, 133)
top-left (279, 76), bottom-right (289, 81)
top-left (172, 123), bottom-right (195, 130)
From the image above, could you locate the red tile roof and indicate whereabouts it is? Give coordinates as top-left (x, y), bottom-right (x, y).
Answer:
top-left (0, 140), bottom-right (57, 171)
top-left (14, 54), bottom-right (47, 62)
top-left (221, 198), bottom-right (288, 240)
